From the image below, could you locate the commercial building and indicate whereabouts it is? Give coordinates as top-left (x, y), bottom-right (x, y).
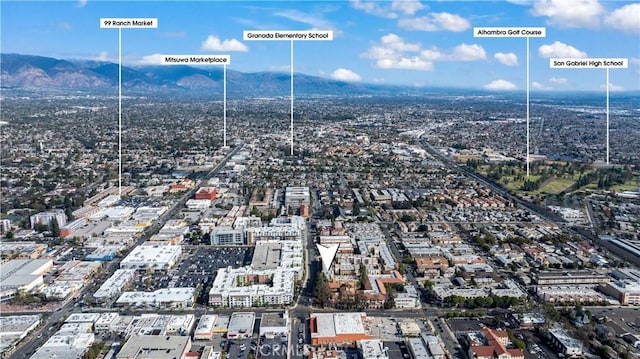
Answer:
top-left (602, 268), bottom-right (640, 305)
top-left (115, 288), bottom-right (195, 309)
top-left (95, 313), bottom-right (120, 332)
top-left (548, 327), bottom-right (583, 357)
top-left (208, 266), bottom-right (296, 307)
top-left (407, 335), bottom-right (445, 359)
top-left (116, 335), bottom-right (191, 359)
top-left (60, 218), bottom-right (88, 237)
top-left (30, 209), bottom-right (67, 229)
top-left (0, 241), bottom-right (47, 259)
top-left (260, 311), bottom-right (289, 338)
top-left (0, 315), bottom-right (41, 354)
top-left (535, 285), bottom-right (607, 304)
top-left (284, 187), bottom-right (310, 209)
top-left (89, 206), bottom-right (135, 222)
top-left (467, 328), bottom-right (524, 359)
top-left (0, 259), bottom-right (52, 302)
top-left (227, 312), bottom-right (255, 339)
top-left (166, 314), bottom-right (195, 335)
top-left (196, 187), bottom-right (218, 201)
top-left (247, 226), bottom-right (302, 243)
top-left (86, 246), bottom-right (118, 262)
top-left (120, 243), bottom-right (182, 271)
top-left (601, 280), bottom-right (640, 305)
top-left (211, 227), bottom-right (245, 245)
top-left (194, 315), bottom-right (218, 340)
top-left (309, 312), bottom-right (370, 346)
top-left (93, 269), bottom-right (136, 303)
top-left (533, 270), bottom-right (609, 285)
top-left (186, 199), bottom-right (212, 210)
top-left (358, 339), bottom-right (388, 359)
top-left (31, 324), bottom-right (95, 359)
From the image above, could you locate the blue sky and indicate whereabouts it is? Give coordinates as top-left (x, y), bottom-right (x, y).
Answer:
top-left (2, 0), bottom-right (639, 91)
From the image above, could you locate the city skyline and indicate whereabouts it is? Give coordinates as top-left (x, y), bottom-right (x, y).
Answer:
top-left (2, 0), bottom-right (639, 91)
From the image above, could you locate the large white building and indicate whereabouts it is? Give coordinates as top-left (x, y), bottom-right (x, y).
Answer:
top-left (209, 217), bottom-right (305, 308)
top-left (208, 266), bottom-right (296, 307)
top-left (29, 210), bottom-right (67, 229)
top-left (358, 339), bottom-right (388, 359)
top-left (117, 335), bottom-right (191, 359)
top-left (0, 259), bottom-right (52, 302)
top-left (115, 288), bottom-right (195, 309)
top-left (211, 227), bottom-right (245, 245)
top-left (120, 243), bottom-right (182, 271)
top-left (0, 315), bottom-right (41, 354)
top-left (93, 269), bottom-right (136, 302)
top-left (194, 315), bottom-right (218, 340)
top-left (548, 327), bottom-right (583, 357)
top-left (30, 321), bottom-right (95, 359)
top-left (284, 187), bottom-right (310, 209)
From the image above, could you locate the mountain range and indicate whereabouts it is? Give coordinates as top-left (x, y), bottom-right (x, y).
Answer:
top-left (0, 53), bottom-right (392, 97)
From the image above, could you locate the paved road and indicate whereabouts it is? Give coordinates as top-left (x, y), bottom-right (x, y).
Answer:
top-left (9, 145), bottom-right (242, 359)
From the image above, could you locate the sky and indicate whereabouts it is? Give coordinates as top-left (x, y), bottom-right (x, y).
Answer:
top-left (1, 0), bottom-right (639, 91)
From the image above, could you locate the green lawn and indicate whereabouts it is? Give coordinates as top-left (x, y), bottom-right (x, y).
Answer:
top-left (538, 177), bottom-right (576, 194)
top-left (611, 180), bottom-right (640, 192)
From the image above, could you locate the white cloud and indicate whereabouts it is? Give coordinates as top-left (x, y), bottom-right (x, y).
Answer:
top-left (538, 41), bottom-right (587, 58)
top-left (330, 68), bottom-right (362, 82)
top-left (273, 9), bottom-right (337, 31)
top-left (451, 44), bottom-right (486, 61)
top-left (136, 53), bottom-right (164, 65)
top-left (532, 81), bottom-right (552, 90)
top-left (605, 3), bottom-right (640, 34)
top-left (77, 0), bottom-right (87, 8)
top-left (363, 34), bottom-right (485, 72)
top-left (95, 51), bottom-right (110, 62)
top-left (391, 0), bottom-right (426, 15)
top-left (494, 52), bottom-right (519, 66)
top-left (484, 79), bottom-right (517, 90)
top-left (57, 22), bottom-right (72, 30)
top-left (350, 0), bottom-right (398, 19)
top-left (372, 78), bottom-right (385, 83)
top-left (398, 12), bottom-right (471, 32)
top-left (269, 65), bottom-right (291, 73)
top-left (201, 35), bottom-right (248, 52)
top-left (420, 44), bottom-right (486, 61)
top-left (531, 0), bottom-right (604, 28)
top-left (376, 57), bottom-right (434, 71)
top-left (549, 77), bottom-right (568, 84)
top-left (601, 83), bottom-right (625, 91)
top-left (420, 48), bottom-right (444, 61)
top-left (414, 81), bottom-right (427, 88)
top-left (506, 0), bottom-right (532, 4)
top-left (380, 33), bottom-right (421, 52)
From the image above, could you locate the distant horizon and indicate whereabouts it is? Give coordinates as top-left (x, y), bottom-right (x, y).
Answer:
top-left (2, 52), bottom-right (639, 97)
top-left (1, 1), bottom-right (638, 91)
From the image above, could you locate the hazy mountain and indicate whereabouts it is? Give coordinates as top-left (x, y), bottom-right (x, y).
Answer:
top-left (0, 53), bottom-right (390, 96)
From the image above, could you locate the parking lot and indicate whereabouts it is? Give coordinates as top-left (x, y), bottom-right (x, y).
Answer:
top-left (131, 246), bottom-right (252, 304)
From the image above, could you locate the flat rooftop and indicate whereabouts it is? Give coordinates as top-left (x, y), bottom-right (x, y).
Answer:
top-left (116, 335), bottom-right (190, 359)
top-left (261, 312), bottom-right (287, 328)
top-left (228, 312), bottom-right (255, 336)
top-left (251, 242), bottom-right (282, 270)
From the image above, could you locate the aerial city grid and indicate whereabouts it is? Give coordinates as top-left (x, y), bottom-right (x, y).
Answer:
top-left (0, 1), bottom-right (639, 359)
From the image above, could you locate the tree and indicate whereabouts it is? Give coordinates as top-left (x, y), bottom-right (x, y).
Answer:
top-left (5, 231), bottom-right (14, 239)
top-left (50, 218), bottom-right (60, 237)
top-left (314, 273), bottom-right (332, 308)
top-left (513, 338), bottom-right (526, 350)
top-left (359, 264), bottom-right (368, 289)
